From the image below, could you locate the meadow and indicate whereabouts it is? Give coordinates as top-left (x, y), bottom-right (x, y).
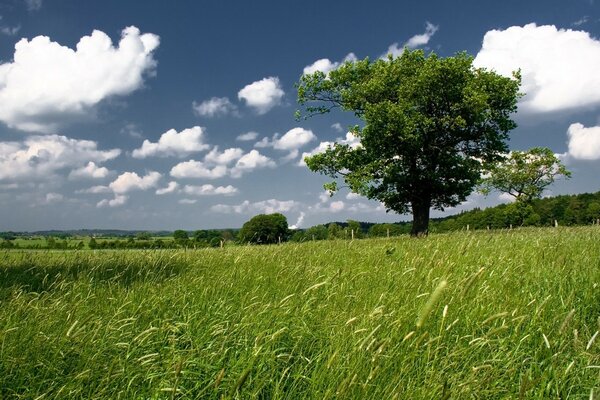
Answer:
top-left (0, 227), bottom-right (598, 399)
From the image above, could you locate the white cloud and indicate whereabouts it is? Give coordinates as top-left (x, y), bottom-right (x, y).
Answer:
top-left (565, 123), bottom-right (600, 160)
top-left (44, 192), bottom-right (63, 204)
top-left (179, 198), bottom-right (197, 205)
top-left (171, 148), bottom-right (275, 179)
top-left (170, 160), bottom-right (228, 179)
top-left (236, 131), bottom-right (259, 141)
top-left (97, 194), bottom-right (128, 208)
top-left (230, 150), bottom-right (276, 178)
top-left (192, 97), bottom-right (237, 117)
top-left (254, 127), bottom-right (316, 160)
top-left (211, 198), bottom-right (299, 214)
top-left (253, 136), bottom-right (272, 148)
top-left (68, 161), bottom-right (111, 180)
top-left (238, 76), bottom-right (285, 114)
top-left (204, 147), bottom-right (244, 165)
top-left (273, 127), bottom-right (316, 151)
top-left (331, 123), bottom-right (343, 132)
top-left (329, 200), bottom-right (345, 212)
top-left (346, 192), bottom-right (361, 200)
top-left (0, 26), bottom-right (159, 133)
top-left (474, 23), bottom-right (600, 114)
top-left (298, 131), bottom-right (361, 166)
top-left (25, 0), bottom-right (42, 11)
top-left (109, 171), bottom-right (161, 194)
top-left (385, 21), bottom-right (438, 57)
top-left (347, 202), bottom-right (385, 213)
top-left (155, 181), bottom-right (178, 195)
top-left (132, 126), bottom-right (209, 158)
top-left (182, 184), bottom-right (238, 196)
top-left (0, 134), bottom-right (120, 181)
top-left (302, 53), bottom-right (357, 75)
top-left (75, 185), bottom-right (111, 194)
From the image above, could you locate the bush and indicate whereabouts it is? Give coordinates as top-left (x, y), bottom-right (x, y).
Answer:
top-left (239, 213), bottom-right (289, 244)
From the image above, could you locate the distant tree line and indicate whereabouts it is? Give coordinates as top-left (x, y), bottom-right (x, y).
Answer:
top-left (1, 191), bottom-right (598, 249)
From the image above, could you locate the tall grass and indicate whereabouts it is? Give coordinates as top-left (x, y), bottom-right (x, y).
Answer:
top-left (0, 227), bottom-right (598, 399)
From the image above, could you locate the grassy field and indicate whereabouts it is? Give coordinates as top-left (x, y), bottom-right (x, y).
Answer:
top-left (0, 227), bottom-right (598, 399)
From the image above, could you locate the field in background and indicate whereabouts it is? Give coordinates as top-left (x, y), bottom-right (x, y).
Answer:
top-left (0, 227), bottom-right (598, 399)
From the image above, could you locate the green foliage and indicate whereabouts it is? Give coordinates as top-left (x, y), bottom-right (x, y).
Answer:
top-left (0, 228), bottom-right (598, 398)
top-left (135, 232), bottom-right (152, 241)
top-left (297, 49), bottom-right (521, 235)
top-left (430, 190), bottom-right (600, 231)
top-left (173, 230), bottom-right (189, 241)
top-left (480, 147), bottom-right (571, 204)
top-left (346, 219), bottom-right (363, 238)
top-left (368, 223), bottom-right (406, 237)
top-left (306, 224), bottom-right (328, 241)
top-left (327, 223), bottom-right (343, 239)
top-left (238, 213), bottom-right (289, 244)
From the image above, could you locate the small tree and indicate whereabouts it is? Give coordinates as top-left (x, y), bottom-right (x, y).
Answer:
top-left (297, 49), bottom-right (521, 236)
top-left (480, 147), bottom-right (571, 204)
top-left (239, 213), bottom-right (289, 244)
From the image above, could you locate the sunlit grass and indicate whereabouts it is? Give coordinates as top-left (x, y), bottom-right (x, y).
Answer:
top-left (0, 227), bottom-right (598, 399)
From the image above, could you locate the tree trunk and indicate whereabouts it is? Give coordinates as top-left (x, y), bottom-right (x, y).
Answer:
top-left (411, 199), bottom-right (430, 237)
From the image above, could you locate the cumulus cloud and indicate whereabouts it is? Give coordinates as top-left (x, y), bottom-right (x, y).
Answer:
top-left (171, 147), bottom-right (274, 179)
top-left (170, 161), bottom-right (228, 179)
top-left (132, 126), bottom-right (209, 158)
top-left (75, 185), bottom-right (111, 194)
top-left (230, 150), bottom-right (276, 178)
top-left (385, 21), bottom-right (438, 57)
top-left (238, 77), bottom-right (285, 114)
top-left (0, 134), bottom-right (120, 181)
top-left (182, 184), bottom-right (238, 196)
top-left (109, 171), bottom-right (161, 194)
top-left (565, 123), bottom-right (600, 160)
top-left (273, 128), bottom-right (316, 151)
top-left (236, 131), bottom-right (259, 141)
top-left (192, 97), bottom-right (237, 117)
top-left (68, 161), bottom-right (111, 180)
top-left (474, 23), bottom-right (600, 114)
top-left (346, 192), bottom-right (361, 200)
top-left (303, 53), bottom-right (357, 75)
top-left (254, 127), bottom-right (316, 160)
top-left (155, 181), bottom-right (178, 195)
top-left (0, 26), bottom-right (159, 133)
top-left (204, 147), bottom-right (244, 165)
top-left (298, 131), bottom-right (361, 166)
top-left (211, 198), bottom-right (299, 214)
top-left (97, 194), bottom-right (128, 208)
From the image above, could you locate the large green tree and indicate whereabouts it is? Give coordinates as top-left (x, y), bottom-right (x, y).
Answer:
top-left (297, 49), bottom-right (521, 236)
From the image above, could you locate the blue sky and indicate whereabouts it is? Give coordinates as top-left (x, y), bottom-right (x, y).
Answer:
top-left (1, 0), bottom-right (599, 231)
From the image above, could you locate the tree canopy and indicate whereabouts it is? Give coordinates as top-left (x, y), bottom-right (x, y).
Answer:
top-left (297, 49), bottom-right (521, 236)
top-left (239, 213), bottom-right (289, 244)
top-left (479, 147), bottom-right (571, 204)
